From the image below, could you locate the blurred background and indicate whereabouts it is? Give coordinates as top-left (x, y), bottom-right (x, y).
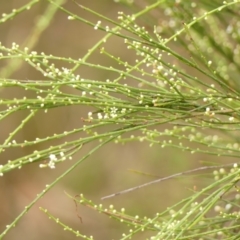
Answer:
top-left (0, 0), bottom-right (225, 239)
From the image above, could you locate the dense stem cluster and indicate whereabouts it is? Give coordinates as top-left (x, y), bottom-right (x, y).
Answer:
top-left (1, 0), bottom-right (240, 239)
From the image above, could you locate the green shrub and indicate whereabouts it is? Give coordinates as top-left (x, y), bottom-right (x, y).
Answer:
top-left (1, 0), bottom-right (240, 239)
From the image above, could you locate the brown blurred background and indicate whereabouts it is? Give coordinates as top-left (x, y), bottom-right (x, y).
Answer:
top-left (0, 1), bottom-right (216, 239)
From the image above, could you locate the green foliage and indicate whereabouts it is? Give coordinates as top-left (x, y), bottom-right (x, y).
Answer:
top-left (1, 0), bottom-right (240, 239)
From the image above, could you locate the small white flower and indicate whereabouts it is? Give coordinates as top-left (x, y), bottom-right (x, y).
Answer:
top-left (49, 154), bottom-right (57, 161)
top-left (233, 163), bottom-right (238, 168)
top-left (88, 112), bottom-right (92, 117)
top-left (48, 162), bottom-right (56, 169)
top-left (97, 113), bottom-right (103, 119)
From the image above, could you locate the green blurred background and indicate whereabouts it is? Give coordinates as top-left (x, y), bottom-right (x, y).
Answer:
top-left (0, 1), bottom-right (217, 239)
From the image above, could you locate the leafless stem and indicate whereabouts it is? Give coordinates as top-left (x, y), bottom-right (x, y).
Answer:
top-left (101, 162), bottom-right (239, 200)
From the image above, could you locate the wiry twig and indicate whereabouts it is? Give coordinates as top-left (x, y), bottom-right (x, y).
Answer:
top-left (74, 194), bottom-right (83, 223)
top-left (101, 162), bottom-right (239, 200)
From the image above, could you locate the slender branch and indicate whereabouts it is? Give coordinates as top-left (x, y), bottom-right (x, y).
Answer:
top-left (101, 162), bottom-right (239, 200)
